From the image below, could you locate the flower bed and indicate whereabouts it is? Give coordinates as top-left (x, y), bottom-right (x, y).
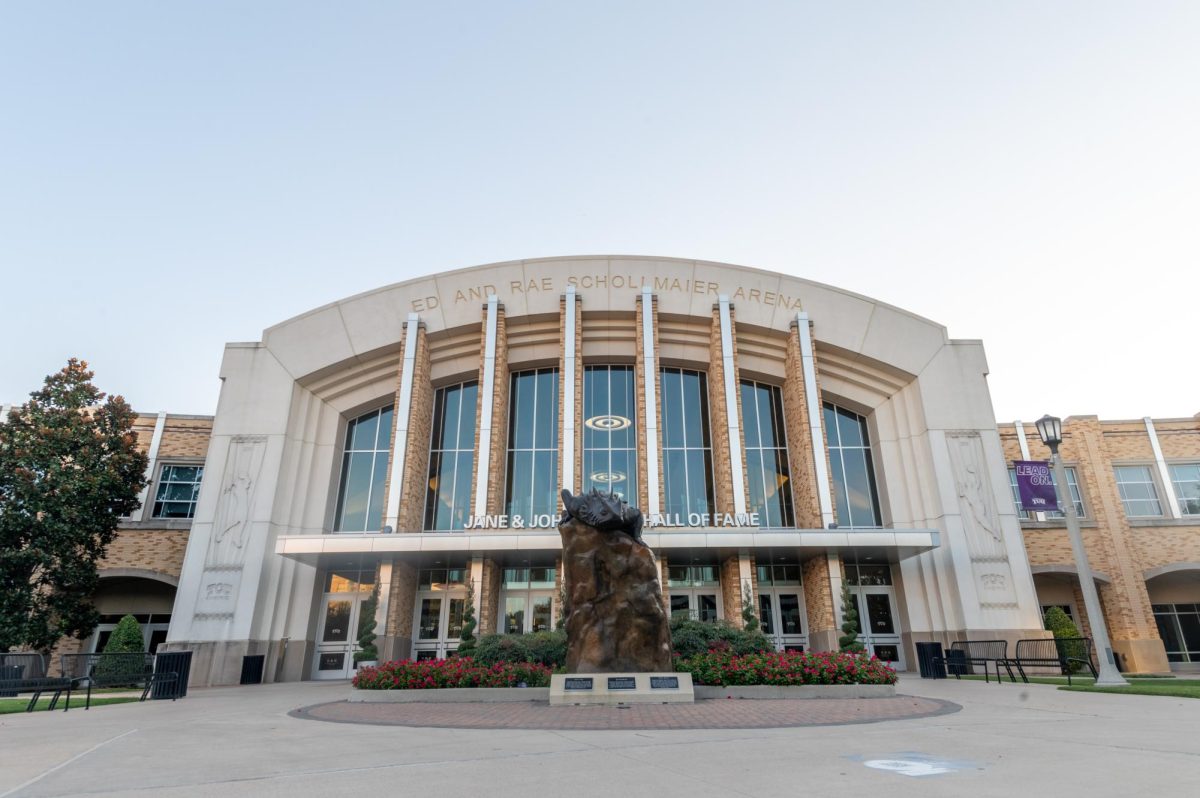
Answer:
top-left (353, 657), bottom-right (553, 690)
top-left (676, 649), bottom-right (898, 687)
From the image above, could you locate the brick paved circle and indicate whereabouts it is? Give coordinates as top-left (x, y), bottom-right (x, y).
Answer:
top-left (290, 695), bottom-right (959, 730)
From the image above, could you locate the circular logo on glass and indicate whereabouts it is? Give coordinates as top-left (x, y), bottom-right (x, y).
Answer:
top-left (585, 414), bottom-right (632, 431)
top-left (589, 471), bottom-right (627, 484)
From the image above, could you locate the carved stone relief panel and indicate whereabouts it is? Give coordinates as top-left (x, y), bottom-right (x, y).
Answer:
top-left (207, 435), bottom-right (267, 567)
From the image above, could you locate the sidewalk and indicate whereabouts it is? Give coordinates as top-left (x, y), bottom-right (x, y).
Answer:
top-left (0, 676), bottom-right (1197, 797)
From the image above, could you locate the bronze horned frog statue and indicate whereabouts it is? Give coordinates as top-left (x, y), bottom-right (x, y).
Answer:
top-left (560, 488), bottom-right (644, 542)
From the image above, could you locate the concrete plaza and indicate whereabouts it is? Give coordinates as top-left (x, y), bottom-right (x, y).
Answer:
top-left (1, 676), bottom-right (1198, 797)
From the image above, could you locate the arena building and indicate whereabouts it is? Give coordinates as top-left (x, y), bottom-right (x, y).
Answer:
top-left (11, 257), bottom-right (1195, 681)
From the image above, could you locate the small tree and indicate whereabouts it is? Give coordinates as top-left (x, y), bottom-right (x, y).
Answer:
top-left (354, 584), bottom-right (379, 664)
top-left (1043, 606), bottom-right (1086, 673)
top-left (456, 581), bottom-right (477, 656)
top-left (96, 614), bottom-right (146, 683)
top-left (838, 582), bottom-right (865, 653)
top-left (0, 360), bottom-right (148, 653)
top-left (741, 580), bottom-right (760, 632)
top-left (103, 615), bottom-right (145, 655)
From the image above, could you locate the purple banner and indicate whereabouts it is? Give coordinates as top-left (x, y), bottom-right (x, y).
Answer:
top-left (1014, 460), bottom-right (1059, 512)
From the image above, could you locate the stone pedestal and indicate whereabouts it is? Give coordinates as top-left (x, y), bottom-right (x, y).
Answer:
top-left (549, 672), bottom-right (695, 705)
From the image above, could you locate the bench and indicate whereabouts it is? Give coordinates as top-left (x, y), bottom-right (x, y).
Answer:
top-left (1005, 638), bottom-right (1097, 685)
top-left (0, 654), bottom-right (71, 712)
top-left (60, 653), bottom-right (179, 710)
top-left (937, 640), bottom-right (1013, 683)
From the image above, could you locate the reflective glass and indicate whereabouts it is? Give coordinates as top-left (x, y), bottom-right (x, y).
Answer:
top-left (447, 598), bottom-right (466, 638)
top-left (334, 407), bottom-right (393, 532)
top-left (699, 595), bottom-right (718, 623)
top-left (321, 600), bottom-right (352, 643)
top-left (1170, 463), bottom-right (1200, 516)
top-left (504, 597), bottom-right (527, 634)
top-left (152, 463), bottom-right (205, 519)
top-left (532, 596), bottom-right (553, 633)
top-left (506, 369), bottom-right (559, 525)
top-left (779, 594), bottom-right (802, 635)
top-left (418, 599), bottom-right (442, 639)
top-left (1114, 466), bottom-right (1163, 517)
top-left (823, 403), bottom-right (882, 527)
top-left (583, 366), bottom-right (638, 501)
top-left (758, 595), bottom-right (774, 634)
top-left (741, 381), bottom-right (794, 527)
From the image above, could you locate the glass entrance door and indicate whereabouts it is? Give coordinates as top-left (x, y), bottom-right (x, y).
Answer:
top-left (852, 587), bottom-right (905, 669)
top-left (314, 595), bottom-right (360, 679)
top-left (412, 592), bottom-right (467, 660)
top-left (758, 589), bottom-right (807, 651)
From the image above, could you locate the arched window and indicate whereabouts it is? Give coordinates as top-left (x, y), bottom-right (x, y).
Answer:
top-left (823, 403), bottom-right (882, 527)
top-left (333, 406), bottom-right (393, 532)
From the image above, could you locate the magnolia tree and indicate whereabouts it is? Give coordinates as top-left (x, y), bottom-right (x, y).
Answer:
top-left (0, 360), bottom-right (148, 652)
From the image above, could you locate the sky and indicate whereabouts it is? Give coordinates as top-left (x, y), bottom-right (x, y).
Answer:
top-left (1, 1), bottom-right (1197, 422)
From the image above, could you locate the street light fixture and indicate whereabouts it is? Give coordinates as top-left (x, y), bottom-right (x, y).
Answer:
top-left (1035, 414), bottom-right (1128, 686)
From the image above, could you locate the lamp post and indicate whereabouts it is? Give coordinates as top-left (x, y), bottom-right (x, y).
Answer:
top-left (1034, 415), bottom-right (1128, 686)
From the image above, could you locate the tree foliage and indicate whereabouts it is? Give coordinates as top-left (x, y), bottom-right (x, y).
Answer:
top-left (1043, 606), bottom-right (1086, 673)
top-left (102, 614), bottom-right (146, 655)
top-left (741, 579), bottom-right (760, 632)
top-left (354, 583), bottom-right (379, 664)
top-left (838, 582), bottom-right (865, 652)
top-left (455, 580), bottom-right (477, 656)
top-left (0, 360), bottom-right (147, 652)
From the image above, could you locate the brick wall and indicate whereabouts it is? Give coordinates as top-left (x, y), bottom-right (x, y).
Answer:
top-left (999, 415), bottom-right (1200, 671)
top-left (781, 323), bottom-right (825, 528)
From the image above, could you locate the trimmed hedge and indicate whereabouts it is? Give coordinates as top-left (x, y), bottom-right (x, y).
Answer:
top-left (676, 649), bottom-right (898, 686)
top-left (468, 631), bottom-right (567, 669)
top-left (353, 658), bottom-right (552, 689)
top-left (669, 617), bottom-right (774, 659)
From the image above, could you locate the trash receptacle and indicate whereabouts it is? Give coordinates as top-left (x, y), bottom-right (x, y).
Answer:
top-left (240, 654), bottom-right (266, 685)
top-left (152, 651), bottom-right (192, 699)
top-left (915, 642), bottom-right (946, 679)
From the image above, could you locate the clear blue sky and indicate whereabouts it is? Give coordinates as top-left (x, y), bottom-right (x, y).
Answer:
top-left (2, 2), bottom-right (1197, 421)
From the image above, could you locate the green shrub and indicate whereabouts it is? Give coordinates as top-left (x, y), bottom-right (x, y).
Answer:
top-left (95, 615), bottom-right (146, 684)
top-left (455, 582), bottom-right (477, 657)
top-left (354, 584), bottom-right (379, 664)
top-left (1043, 606), bottom-right (1086, 673)
top-left (668, 617), bottom-right (773, 659)
top-left (741, 580), bottom-right (759, 632)
top-left (469, 631), bottom-right (567, 669)
top-left (675, 649), bottom-right (897, 686)
top-left (838, 582), bottom-right (865, 653)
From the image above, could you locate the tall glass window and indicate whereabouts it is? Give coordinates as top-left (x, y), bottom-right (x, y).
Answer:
top-left (1169, 463), bottom-right (1200, 516)
top-left (505, 369), bottom-right (559, 524)
top-left (425, 381), bottom-right (479, 530)
top-left (1008, 466), bottom-right (1084, 519)
top-left (334, 406), bottom-right (393, 532)
top-left (740, 380), bottom-right (794, 527)
top-left (823, 403), bottom-right (882, 527)
top-left (661, 368), bottom-right (715, 519)
top-left (583, 366), bottom-right (637, 501)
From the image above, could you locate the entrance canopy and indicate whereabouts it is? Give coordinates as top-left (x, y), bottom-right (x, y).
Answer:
top-left (275, 528), bottom-right (939, 565)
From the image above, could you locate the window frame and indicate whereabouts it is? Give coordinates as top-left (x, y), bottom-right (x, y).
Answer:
top-left (739, 379), bottom-right (795, 528)
top-left (1007, 464), bottom-right (1086, 521)
top-left (660, 367), bottom-right (716, 520)
top-left (503, 367), bottom-right (560, 526)
top-left (423, 380), bottom-right (479, 531)
top-left (1167, 462), bottom-right (1200, 517)
top-left (1112, 463), bottom-right (1165, 518)
top-left (150, 461), bottom-right (205, 520)
top-left (332, 404), bottom-right (395, 533)
top-left (823, 402), bottom-right (883, 528)
top-left (581, 365), bottom-right (638, 502)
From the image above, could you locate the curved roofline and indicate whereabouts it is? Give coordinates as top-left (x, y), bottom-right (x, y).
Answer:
top-left (264, 254), bottom-right (947, 336)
